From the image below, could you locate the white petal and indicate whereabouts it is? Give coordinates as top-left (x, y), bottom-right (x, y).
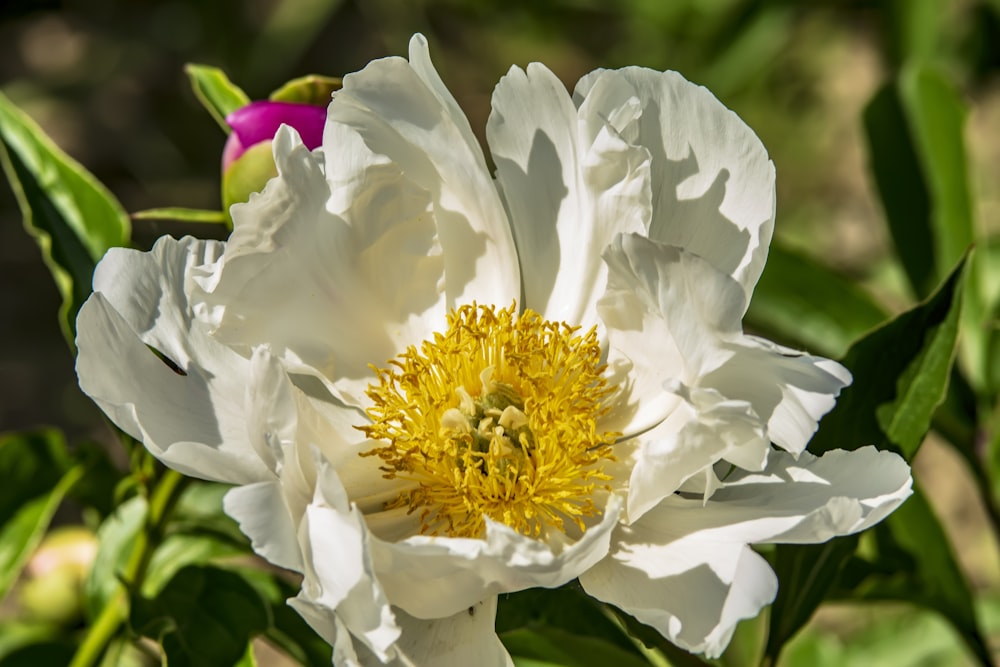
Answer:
top-left (391, 598), bottom-right (513, 667)
top-left (76, 238), bottom-right (267, 484)
top-left (581, 539), bottom-right (775, 658)
top-left (407, 34), bottom-right (484, 159)
top-left (91, 236), bottom-right (225, 369)
top-left (294, 455), bottom-right (401, 661)
top-left (580, 446), bottom-right (911, 657)
top-left (703, 337), bottom-right (852, 456)
top-left (327, 37), bottom-right (519, 309)
top-left (200, 127), bottom-right (444, 407)
top-left (224, 481), bottom-right (302, 572)
top-left (598, 234), bottom-right (742, 436)
top-left (371, 495), bottom-right (623, 619)
top-left (487, 62), bottom-right (649, 328)
top-left (245, 346), bottom-right (404, 523)
top-left (626, 385), bottom-right (767, 521)
top-left (576, 68), bottom-right (775, 303)
top-left (600, 234), bottom-right (849, 489)
top-left (288, 599), bottom-right (365, 666)
top-left (706, 447), bottom-right (912, 542)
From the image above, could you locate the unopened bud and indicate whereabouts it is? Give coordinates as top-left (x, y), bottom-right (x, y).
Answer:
top-left (221, 100), bottom-right (327, 213)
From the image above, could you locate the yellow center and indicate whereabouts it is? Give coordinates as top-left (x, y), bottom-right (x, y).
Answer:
top-left (360, 303), bottom-right (617, 539)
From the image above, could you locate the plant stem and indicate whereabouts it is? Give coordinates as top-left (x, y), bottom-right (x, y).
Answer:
top-left (69, 467), bottom-right (188, 667)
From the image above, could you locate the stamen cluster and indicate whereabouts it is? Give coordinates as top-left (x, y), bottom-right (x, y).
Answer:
top-left (361, 303), bottom-right (617, 538)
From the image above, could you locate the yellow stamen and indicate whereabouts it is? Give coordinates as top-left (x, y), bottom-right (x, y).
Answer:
top-left (360, 303), bottom-right (617, 539)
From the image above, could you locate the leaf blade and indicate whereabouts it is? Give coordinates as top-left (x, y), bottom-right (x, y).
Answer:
top-left (0, 92), bottom-right (130, 343)
top-left (764, 256), bottom-right (969, 663)
top-left (810, 254), bottom-right (967, 459)
top-left (845, 484), bottom-right (992, 665)
top-left (746, 243), bottom-right (887, 358)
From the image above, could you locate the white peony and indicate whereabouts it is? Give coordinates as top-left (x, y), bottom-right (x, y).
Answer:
top-left (76, 34), bottom-right (912, 665)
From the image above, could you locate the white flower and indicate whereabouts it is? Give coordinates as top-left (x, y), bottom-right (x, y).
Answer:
top-left (76, 35), bottom-right (912, 665)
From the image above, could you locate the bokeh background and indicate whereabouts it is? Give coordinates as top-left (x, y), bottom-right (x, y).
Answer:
top-left (1, 0), bottom-right (999, 664)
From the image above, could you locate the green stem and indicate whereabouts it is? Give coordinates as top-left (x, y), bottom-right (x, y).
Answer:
top-left (69, 467), bottom-right (188, 667)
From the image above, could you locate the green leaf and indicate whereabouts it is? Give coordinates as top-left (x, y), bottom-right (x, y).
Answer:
top-left (142, 533), bottom-right (245, 598)
top-left (131, 207), bottom-right (227, 225)
top-left (810, 254), bottom-right (966, 460)
top-left (764, 257), bottom-right (967, 663)
top-left (0, 621), bottom-right (63, 660)
top-left (184, 64), bottom-right (251, 133)
top-left (95, 637), bottom-right (152, 667)
top-left (746, 243), bottom-right (887, 358)
top-left (0, 430), bottom-right (71, 525)
top-left (864, 65), bottom-right (973, 297)
top-left (898, 66), bottom-right (974, 279)
top-left (864, 64), bottom-right (988, 391)
top-left (169, 482), bottom-right (246, 546)
top-left (83, 496), bottom-right (146, 621)
top-left (609, 609), bottom-right (715, 667)
top-left (496, 585), bottom-right (641, 656)
top-left (781, 603), bottom-right (979, 667)
top-left (880, 0), bottom-right (947, 65)
top-left (838, 484), bottom-right (992, 665)
top-left (131, 565), bottom-right (271, 667)
top-left (66, 442), bottom-right (125, 519)
top-left (763, 535), bottom-right (859, 663)
top-left (0, 639), bottom-right (76, 666)
top-left (0, 430), bottom-right (80, 602)
top-left (0, 466), bottom-right (83, 603)
top-left (898, 65), bottom-right (988, 393)
top-left (501, 627), bottom-right (652, 667)
top-left (864, 88), bottom-right (931, 299)
top-left (264, 604), bottom-right (332, 666)
top-left (239, 573), bottom-right (331, 666)
top-left (0, 92), bottom-right (130, 344)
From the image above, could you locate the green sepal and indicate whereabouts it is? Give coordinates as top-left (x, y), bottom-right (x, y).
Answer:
top-left (184, 64), bottom-right (251, 133)
top-left (270, 74), bottom-right (342, 106)
top-left (222, 141), bottom-right (277, 220)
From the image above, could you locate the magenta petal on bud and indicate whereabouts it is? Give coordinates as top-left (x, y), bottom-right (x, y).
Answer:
top-left (222, 100), bottom-right (327, 170)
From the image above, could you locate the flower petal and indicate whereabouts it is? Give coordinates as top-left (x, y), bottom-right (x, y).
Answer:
top-left (199, 127), bottom-right (444, 407)
top-left (580, 446), bottom-right (911, 657)
top-left (391, 598), bottom-right (513, 667)
top-left (576, 68), bottom-right (775, 303)
top-left (291, 454), bottom-right (401, 662)
top-left (600, 234), bottom-right (850, 517)
top-left (598, 233), bottom-right (742, 437)
top-left (626, 386), bottom-right (767, 521)
top-left (371, 495), bottom-right (623, 620)
top-left (487, 61), bottom-right (650, 328)
top-left (583, 540), bottom-right (775, 658)
top-left (245, 346), bottom-right (402, 518)
top-left (224, 481), bottom-right (302, 572)
top-left (76, 237), bottom-right (268, 484)
top-left (326, 34), bottom-right (519, 309)
top-left (702, 336), bottom-right (851, 456)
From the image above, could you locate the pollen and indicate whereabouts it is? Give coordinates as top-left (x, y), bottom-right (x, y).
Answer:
top-left (360, 303), bottom-right (617, 539)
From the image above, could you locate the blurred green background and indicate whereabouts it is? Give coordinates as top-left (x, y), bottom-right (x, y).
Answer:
top-left (1, 0), bottom-right (999, 664)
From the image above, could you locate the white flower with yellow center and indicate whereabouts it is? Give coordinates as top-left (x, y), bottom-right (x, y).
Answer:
top-left (76, 35), bottom-right (912, 665)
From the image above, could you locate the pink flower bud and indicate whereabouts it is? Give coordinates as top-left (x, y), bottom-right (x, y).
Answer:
top-left (221, 100), bottom-right (326, 172)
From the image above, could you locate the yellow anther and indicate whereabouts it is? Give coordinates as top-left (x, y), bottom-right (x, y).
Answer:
top-left (360, 303), bottom-right (617, 539)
